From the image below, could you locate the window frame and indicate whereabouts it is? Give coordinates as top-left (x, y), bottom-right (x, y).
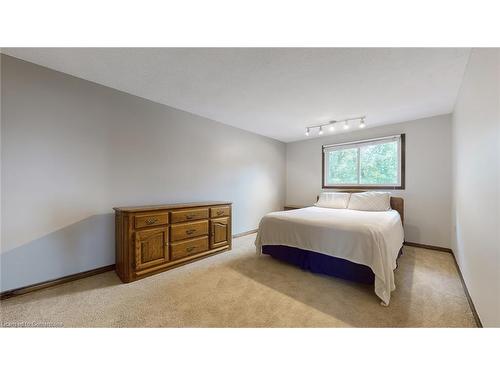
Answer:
top-left (321, 133), bottom-right (406, 190)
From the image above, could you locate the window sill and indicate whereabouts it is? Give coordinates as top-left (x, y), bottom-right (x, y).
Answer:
top-left (322, 185), bottom-right (405, 190)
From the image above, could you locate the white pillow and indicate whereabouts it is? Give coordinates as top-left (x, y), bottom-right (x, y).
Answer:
top-left (347, 192), bottom-right (391, 211)
top-left (315, 192), bottom-right (351, 209)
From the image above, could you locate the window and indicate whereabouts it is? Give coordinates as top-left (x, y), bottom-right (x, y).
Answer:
top-left (322, 134), bottom-right (405, 189)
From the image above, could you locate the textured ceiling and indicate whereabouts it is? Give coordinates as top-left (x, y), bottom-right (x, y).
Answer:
top-left (2, 48), bottom-right (470, 142)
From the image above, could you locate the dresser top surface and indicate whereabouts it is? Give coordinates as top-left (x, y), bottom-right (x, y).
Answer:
top-left (113, 201), bottom-right (232, 213)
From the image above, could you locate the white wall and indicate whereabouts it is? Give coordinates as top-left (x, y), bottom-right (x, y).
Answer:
top-left (451, 48), bottom-right (500, 327)
top-left (1, 55), bottom-right (286, 292)
top-left (286, 114), bottom-right (453, 248)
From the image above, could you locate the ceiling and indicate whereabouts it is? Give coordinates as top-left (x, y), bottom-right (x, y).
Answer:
top-left (2, 48), bottom-right (470, 142)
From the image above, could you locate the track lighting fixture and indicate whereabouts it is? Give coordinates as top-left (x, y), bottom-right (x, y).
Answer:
top-left (304, 116), bottom-right (366, 137)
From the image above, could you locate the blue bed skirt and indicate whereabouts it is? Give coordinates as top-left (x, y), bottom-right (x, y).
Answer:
top-left (262, 245), bottom-right (377, 284)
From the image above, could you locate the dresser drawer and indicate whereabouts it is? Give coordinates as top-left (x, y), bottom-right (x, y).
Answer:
top-left (135, 213), bottom-right (169, 229)
top-left (210, 206), bottom-right (230, 218)
top-left (170, 208), bottom-right (209, 223)
top-left (170, 220), bottom-right (209, 241)
top-left (170, 236), bottom-right (209, 261)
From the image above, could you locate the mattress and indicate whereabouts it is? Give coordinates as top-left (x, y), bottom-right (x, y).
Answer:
top-left (255, 206), bottom-right (405, 305)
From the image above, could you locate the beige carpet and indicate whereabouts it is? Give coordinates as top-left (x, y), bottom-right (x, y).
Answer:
top-left (0, 234), bottom-right (477, 327)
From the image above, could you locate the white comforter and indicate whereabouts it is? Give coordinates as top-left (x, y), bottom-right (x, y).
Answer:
top-left (255, 207), bottom-right (405, 305)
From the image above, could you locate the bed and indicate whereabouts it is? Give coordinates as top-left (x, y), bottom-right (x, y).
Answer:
top-left (255, 193), bottom-right (405, 305)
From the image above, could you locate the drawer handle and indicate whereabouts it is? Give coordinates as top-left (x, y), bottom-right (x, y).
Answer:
top-left (186, 246), bottom-right (197, 253)
top-left (145, 217), bottom-right (158, 225)
top-left (186, 214), bottom-right (195, 219)
top-left (216, 210), bottom-right (224, 216)
top-left (186, 229), bottom-right (196, 235)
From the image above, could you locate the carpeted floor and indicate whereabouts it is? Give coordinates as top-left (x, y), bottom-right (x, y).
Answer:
top-left (0, 234), bottom-right (477, 327)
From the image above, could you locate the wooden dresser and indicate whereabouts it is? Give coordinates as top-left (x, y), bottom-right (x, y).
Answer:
top-left (113, 201), bottom-right (232, 282)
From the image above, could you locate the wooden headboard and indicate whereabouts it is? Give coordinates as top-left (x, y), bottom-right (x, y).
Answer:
top-left (389, 196), bottom-right (404, 224)
top-left (316, 191), bottom-right (404, 224)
